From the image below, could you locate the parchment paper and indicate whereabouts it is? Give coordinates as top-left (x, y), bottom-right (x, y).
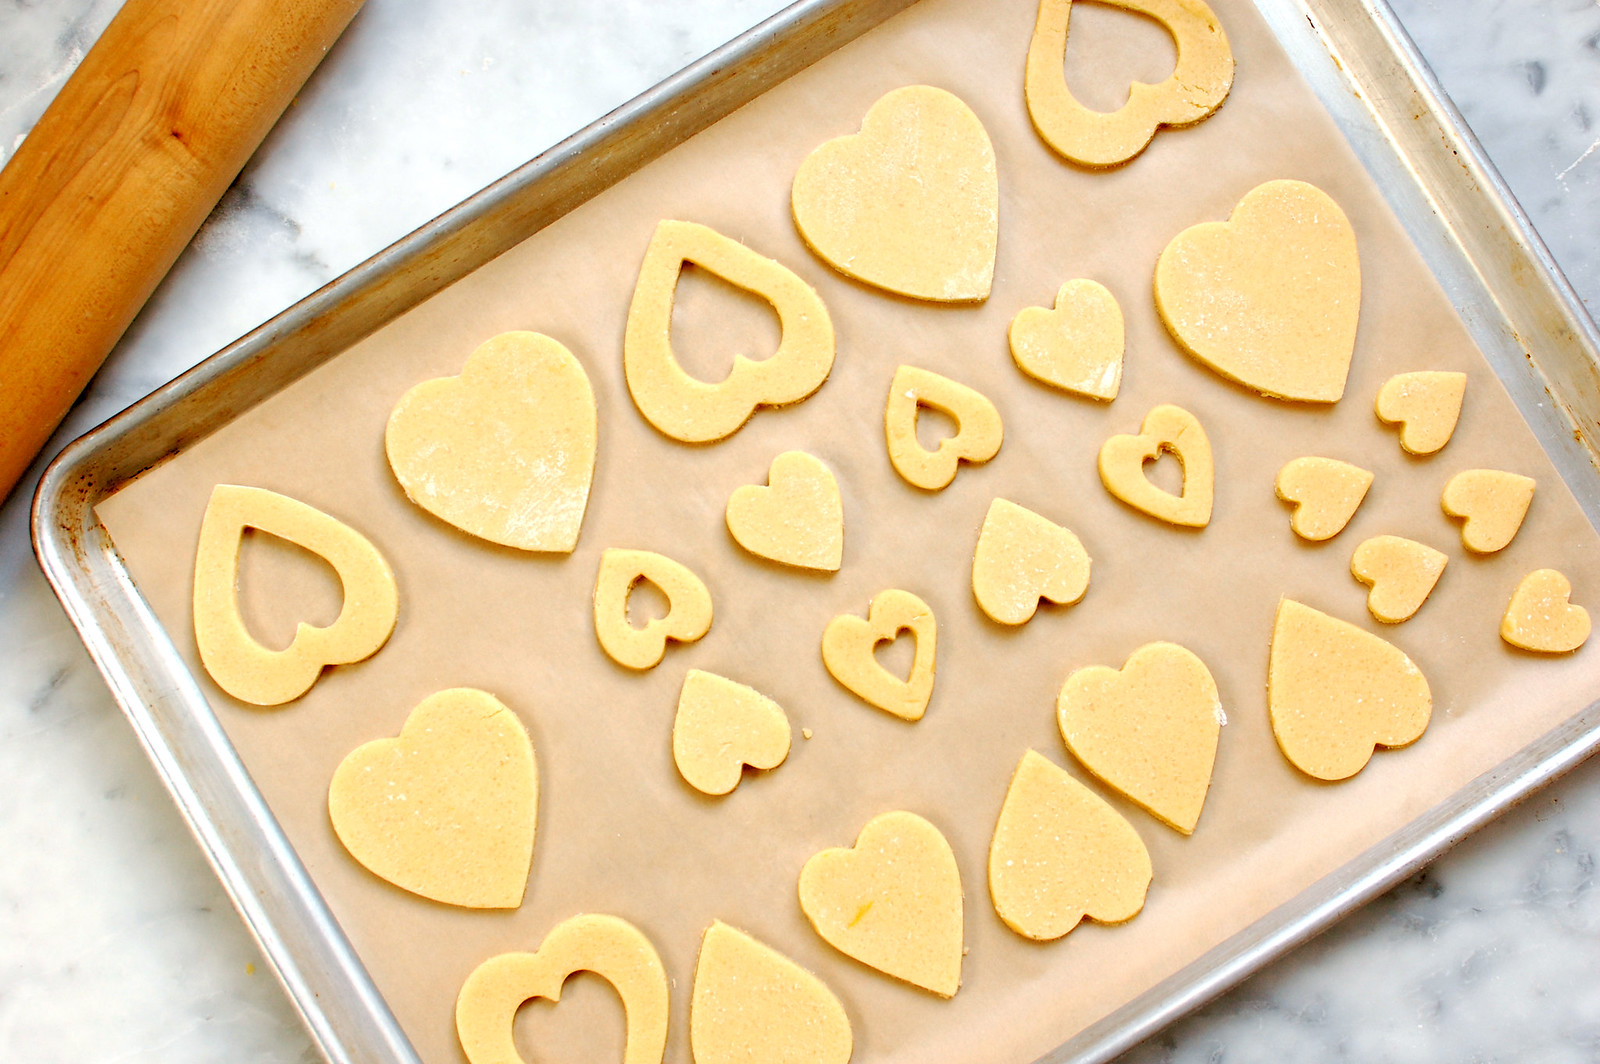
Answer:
top-left (95, 0), bottom-right (1600, 1062)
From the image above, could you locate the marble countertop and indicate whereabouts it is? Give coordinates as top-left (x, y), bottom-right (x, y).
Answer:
top-left (2, 0), bottom-right (1598, 1060)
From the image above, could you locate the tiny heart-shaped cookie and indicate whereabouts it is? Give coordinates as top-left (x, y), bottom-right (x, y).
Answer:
top-left (987, 749), bottom-right (1151, 941)
top-left (456, 913), bottom-right (668, 1064)
top-left (691, 922), bottom-right (852, 1064)
top-left (1442, 469), bottom-right (1535, 554)
top-left (798, 810), bottom-right (963, 996)
top-left (971, 498), bottom-right (1091, 625)
top-left (329, 688), bottom-right (537, 909)
top-left (593, 548), bottom-right (713, 670)
top-left (792, 85), bottom-right (999, 302)
top-left (386, 331), bottom-right (597, 552)
top-left (1098, 404), bottom-right (1213, 527)
top-left (1351, 535), bottom-right (1447, 624)
top-left (822, 588), bottom-right (937, 721)
top-left (885, 365), bottom-right (1003, 491)
top-left (1275, 456), bottom-right (1374, 542)
top-left (1056, 642), bottom-right (1221, 834)
top-left (1155, 179), bottom-right (1360, 403)
top-left (672, 670), bottom-right (791, 796)
top-left (1375, 370), bottom-right (1467, 455)
top-left (1008, 279), bottom-right (1124, 401)
top-left (1501, 569), bottom-right (1591, 653)
top-left (725, 451), bottom-right (843, 571)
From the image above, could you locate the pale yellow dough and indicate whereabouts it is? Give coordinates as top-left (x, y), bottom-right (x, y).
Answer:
top-left (1350, 535), bottom-right (1447, 624)
top-left (1007, 279), bottom-right (1124, 401)
top-left (725, 451), bottom-right (843, 572)
top-left (672, 670), bottom-right (791, 796)
top-left (821, 588), bottom-right (937, 721)
top-left (791, 85), bottom-right (998, 303)
top-left (1268, 599), bottom-right (1432, 781)
top-left (328, 688), bottom-right (537, 909)
top-left (1024, 0), bottom-right (1234, 168)
top-left (593, 548), bottom-right (713, 670)
top-left (797, 810), bottom-right (963, 997)
top-left (385, 331), bottom-right (596, 552)
top-left (690, 921), bottom-right (852, 1064)
top-left (1056, 642), bottom-right (1221, 834)
top-left (192, 484), bottom-right (398, 707)
top-left (971, 498), bottom-right (1091, 625)
top-left (1501, 569), bottom-right (1591, 653)
top-left (1097, 404), bottom-right (1213, 528)
top-left (624, 219), bottom-right (834, 443)
top-left (885, 365), bottom-right (1003, 491)
top-left (456, 913), bottom-right (668, 1064)
top-left (1375, 370), bottom-right (1467, 455)
top-left (988, 750), bottom-right (1152, 941)
top-left (1442, 469), bottom-right (1535, 554)
top-left (1275, 456), bottom-right (1374, 541)
top-left (1155, 179), bottom-right (1361, 403)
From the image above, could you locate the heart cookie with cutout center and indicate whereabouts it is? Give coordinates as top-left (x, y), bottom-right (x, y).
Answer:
top-left (1098, 404), bottom-right (1213, 527)
top-left (1275, 456), bottom-right (1373, 542)
top-left (725, 451), bottom-right (843, 571)
top-left (1502, 569), bottom-right (1591, 653)
top-left (885, 365), bottom-right (1003, 491)
top-left (672, 670), bottom-right (791, 796)
top-left (1442, 469), bottom-right (1535, 554)
top-left (971, 498), bottom-right (1091, 625)
top-left (1375, 370), bottom-right (1466, 455)
top-left (821, 588), bottom-right (938, 721)
top-left (1350, 535), bottom-right (1447, 624)
top-left (593, 548), bottom-right (713, 670)
top-left (691, 922), bottom-right (852, 1064)
top-left (1008, 279), bottom-right (1124, 400)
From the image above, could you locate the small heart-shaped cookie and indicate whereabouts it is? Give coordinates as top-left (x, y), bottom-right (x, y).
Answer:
top-left (1351, 535), bottom-right (1447, 624)
top-left (1268, 599), bottom-right (1432, 781)
top-left (725, 451), bottom-right (843, 571)
top-left (988, 750), bottom-right (1151, 941)
top-left (386, 331), bottom-right (597, 552)
top-left (456, 914), bottom-right (668, 1064)
top-left (1442, 469), bottom-right (1535, 553)
top-left (1501, 569), bottom-right (1591, 653)
top-left (1008, 279), bottom-right (1124, 401)
top-left (885, 365), bottom-right (1003, 491)
top-left (792, 85), bottom-right (998, 302)
top-left (672, 670), bottom-right (791, 796)
top-left (822, 588), bottom-right (937, 721)
top-left (593, 548), bottom-right (713, 670)
top-left (329, 688), bottom-right (537, 909)
top-left (1375, 371), bottom-right (1466, 455)
top-left (1156, 180), bottom-right (1360, 403)
top-left (691, 921), bottom-right (852, 1064)
top-left (798, 810), bottom-right (963, 996)
top-left (971, 498), bottom-right (1091, 625)
top-left (1275, 457), bottom-right (1373, 541)
top-left (1098, 404), bottom-right (1213, 527)
top-left (1057, 642), bottom-right (1221, 834)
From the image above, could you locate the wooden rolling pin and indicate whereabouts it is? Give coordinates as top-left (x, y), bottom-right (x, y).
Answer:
top-left (0, 0), bottom-right (365, 505)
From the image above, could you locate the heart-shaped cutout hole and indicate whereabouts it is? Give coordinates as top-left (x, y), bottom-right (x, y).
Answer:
top-left (885, 365), bottom-right (1003, 491)
top-left (821, 588), bottom-right (938, 721)
top-left (971, 498), bottom-right (1091, 625)
top-left (668, 262), bottom-right (784, 385)
top-left (1097, 404), bottom-right (1213, 527)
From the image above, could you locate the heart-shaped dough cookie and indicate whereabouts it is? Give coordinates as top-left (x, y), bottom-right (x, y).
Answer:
top-left (192, 485), bottom-right (398, 706)
top-left (1275, 456), bottom-right (1374, 542)
top-left (971, 498), bottom-right (1091, 625)
top-left (821, 588), bottom-right (937, 721)
top-left (1501, 569), bottom-right (1591, 653)
top-left (798, 810), bottom-right (963, 997)
top-left (386, 331), bottom-right (596, 552)
top-left (1375, 370), bottom-right (1466, 455)
top-left (1008, 279), bottom-right (1124, 401)
top-left (1442, 469), bottom-right (1535, 554)
top-left (672, 670), bottom-right (791, 796)
top-left (625, 220), bottom-right (834, 443)
top-left (593, 548), bottom-right (713, 670)
top-left (1268, 599), bottom-right (1432, 781)
top-left (1098, 404), bottom-right (1213, 527)
top-left (1025, 0), bottom-right (1234, 168)
top-left (456, 913), bottom-right (668, 1064)
top-left (885, 365), bottom-right (1003, 491)
top-left (1155, 179), bottom-right (1360, 403)
top-left (988, 749), bottom-right (1151, 940)
top-left (1350, 535), bottom-right (1447, 624)
top-left (691, 921), bottom-right (852, 1064)
top-left (792, 85), bottom-right (998, 302)
top-left (1056, 642), bottom-right (1221, 834)
top-left (725, 451), bottom-right (843, 571)
top-left (329, 688), bottom-right (537, 909)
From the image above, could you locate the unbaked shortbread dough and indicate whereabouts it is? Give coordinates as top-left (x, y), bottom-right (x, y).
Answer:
top-left (1007, 279), bottom-right (1124, 401)
top-left (593, 548), bottom-right (713, 670)
top-left (971, 498), bottom-right (1091, 625)
top-left (690, 921), bottom-right (852, 1064)
top-left (328, 688), bottom-right (537, 909)
top-left (1097, 404), bottom-right (1213, 528)
top-left (1350, 535), bottom-right (1448, 624)
top-left (821, 588), bottom-right (937, 721)
top-left (725, 451), bottom-right (844, 571)
top-left (885, 365), bottom-right (1003, 491)
top-left (672, 670), bottom-right (791, 796)
top-left (1441, 469), bottom-right (1535, 554)
top-left (1501, 569), bottom-right (1591, 654)
top-left (1375, 370), bottom-right (1467, 455)
top-left (1275, 456), bottom-right (1374, 542)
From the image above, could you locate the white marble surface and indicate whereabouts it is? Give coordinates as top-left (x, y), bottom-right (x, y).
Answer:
top-left (2, 0), bottom-right (1599, 1061)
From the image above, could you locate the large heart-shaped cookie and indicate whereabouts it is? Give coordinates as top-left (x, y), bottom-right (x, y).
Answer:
top-left (1501, 569), bottom-right (1591, 653)
top-left (1008, 279), bottom-right (1124, 401)
top-left (672, 670), bottom-right (791, 796)
top-left (971, 498), bottom-right (1091, 625)
top-left (1375, 370), bottom-right (1467, 455)
top-left (386, 331), bottom-right (597, 552)
top-left (792, 85), bottom-right (998, 302)
top-left (821, 588), bottom-right (937, 721)
top-left (329, 688), bottom-right (537, 909)
top-left (1275, 456), bottom-right (1373, 542)
top-left (1097, 404), bottom-right (1213, 527)
top-left (1155, 180), bottom-right (1360, 403)
top-left (1350, 535), bottom-right (1447, 624)
top-left (1441, 469), bottom-right (1535, 554)
top-left (691, 922), bottom-right (852, 1064)
top-left (725, 451), bottom-right (843, 571)
top-left (798, 810), bottom-right (963, 996)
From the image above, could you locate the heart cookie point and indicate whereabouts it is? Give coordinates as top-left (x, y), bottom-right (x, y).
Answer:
top-left (1375, 370), bottom-right (1466, 455)
top-left (691, 921), bottom-right (852, 1064)
top-left (1008, 279), bottom-right (1124, 401)
top-left (1098, 404), bottom-right (1213, 527)
top-left (1351, 535), bottom-right (1448, 624)
top-left (593, 548), bottom-right (713, 670)
top-left (1502, 569), bottom-right (1591, 653)
top-left (1441, 469), bottom-right (1535, 554)
top-left (792, 85), bottom-right (998, 302)
top-left (885, 365), bottom-right (1003, 491)
top-left (971, 498), bottom-right (1091, 625)
top-left (1275, 456), bottom-right (1373, 541)
top-left (673, 670), bottom-right (792, 796)
top-left (725, 451), bottom-right (843, 571)
top-left (822, 588), bottom-right (938, 720)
